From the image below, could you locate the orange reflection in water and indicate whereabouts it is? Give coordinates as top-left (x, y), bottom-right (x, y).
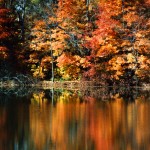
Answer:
top-left (29, 92), bottom-right (150, 150)
top-left (0, 91), bottom-right (150, 150)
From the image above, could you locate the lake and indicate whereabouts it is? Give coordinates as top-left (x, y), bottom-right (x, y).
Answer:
top-left (0, 87), bottom-right (150, 150)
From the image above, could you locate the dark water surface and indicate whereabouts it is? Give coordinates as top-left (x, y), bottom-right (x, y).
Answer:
top-left (0, 88), bottom-right (150, 150)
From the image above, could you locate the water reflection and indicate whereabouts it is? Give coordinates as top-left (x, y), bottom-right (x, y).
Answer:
top-left (0, 88), bottom-right (150, 150)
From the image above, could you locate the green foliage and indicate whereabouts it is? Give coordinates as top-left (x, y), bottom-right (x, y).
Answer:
top-left (31, 0), bottom-right (40, 4)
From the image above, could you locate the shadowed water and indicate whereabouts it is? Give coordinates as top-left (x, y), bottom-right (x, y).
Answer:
top-left (0, 88), bottom-right (150, 150)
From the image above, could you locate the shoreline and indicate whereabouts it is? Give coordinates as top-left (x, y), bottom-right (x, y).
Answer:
top-left (0, 80), bottom-right (150, 90)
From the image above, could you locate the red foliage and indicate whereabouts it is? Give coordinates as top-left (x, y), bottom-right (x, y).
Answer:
top-left (0, 46), bottom-right (8, 51)
top-left (0, 7), bottom-right (13, 59)
top-left (0, 8), bottom-right (10, 15)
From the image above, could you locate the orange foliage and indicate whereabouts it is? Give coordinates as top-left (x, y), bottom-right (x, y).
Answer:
top-left (57, 52), bottom-right (82, 80)
top-left (26, 0), bottom-right (149, 82)
top-left (86, 0), bottom-right (150, 83)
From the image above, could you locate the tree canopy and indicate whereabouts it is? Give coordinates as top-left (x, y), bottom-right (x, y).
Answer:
top-left (0, 0), bottom-right (149, 85)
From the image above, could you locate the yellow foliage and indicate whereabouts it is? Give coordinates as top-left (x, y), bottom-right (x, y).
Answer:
top-left (31, 92), bottom-right (48, 105)
top-left (58, 65), bottom-right (81, 80)
top-left (28, 53), bottom-right (39, 63)
top-left (127, 53), bottom-right (136, 63)
top-left (108, 55), bottom-right (127, 79)
top-left (32, 66), bottom-right (45, 78)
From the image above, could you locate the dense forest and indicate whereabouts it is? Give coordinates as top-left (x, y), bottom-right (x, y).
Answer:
top-left (0, 0), bottom-right (150, 86)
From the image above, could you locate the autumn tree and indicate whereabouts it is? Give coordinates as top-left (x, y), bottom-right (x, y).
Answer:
top-left (86, 0), bottom-right (150, 85)
top-left (28, 19), bottom-right (53, 79)
top-left (27, 0), bottom-right (97, 80)
top-left (84, 0), bottom-right (122, 83)
top-left (24, 0), bottom-right (150, 84)
top-left (0, 2), bottom-right (12, 59)
top-left (55, 0), bottom-right (98, 80)
top-left (25, 2), bottom-right (59, 79)
top-left (0, 0), bottom-right (22, 76)
top-left (107, 0), bottom-right (150, 85)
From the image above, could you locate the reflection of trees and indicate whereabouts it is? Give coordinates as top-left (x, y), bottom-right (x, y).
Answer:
top-left (29, 92), bottom-right (55, 150)
top-left (87, 95), bottom-right (150, 150)
top-left (0, 89), bottom-right (150, 150)
top-left (29, 89), bottom-right (150, 150)
top-left (134, 99), bottom-right (150, 150)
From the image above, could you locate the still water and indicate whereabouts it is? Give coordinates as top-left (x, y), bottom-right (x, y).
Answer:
top-left (0, 87), bottom-right (150, 150)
